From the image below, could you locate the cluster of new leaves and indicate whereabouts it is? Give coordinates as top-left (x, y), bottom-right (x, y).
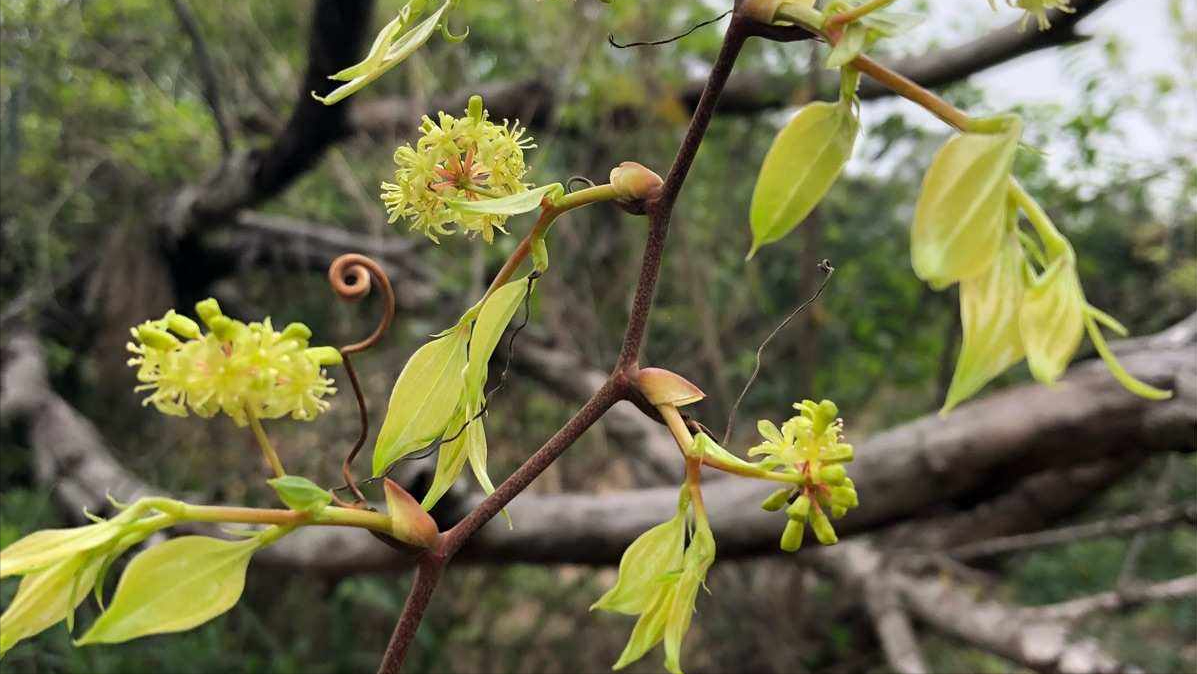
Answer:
top-left (751, 0), bottom-right (1169, 413)
top-left (591, 490), bottom-right (715, 674)
top-left (312, 0), bottom-right (464, 105)
top-left (0, 499), bottom-right (276, 655)
top-left (1, 2), bottom-right (1176, 673)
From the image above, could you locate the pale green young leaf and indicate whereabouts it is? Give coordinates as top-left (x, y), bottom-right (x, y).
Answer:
top-left (663, 521), bottom-right (715, 674)
top-left (267, 476), bottom-right (332, 515)
top-left (859, 10), bottom-right (923, 37)
top-left (911, 115), bottom-right (1022, 288)
top-left (313, 1), bottom-right (448, 105)
top-left (825, 22), bottom-right (867, 68)
top-left (748, 101), bottom-right (859, 258)
top-left (372, 326), bottom-right (470, 476)
top-left (612, 585), bottom-right (675, 671)
top-left (1, 518), bottom-right (128, 578)
top-left (592, 512), bottom-right (685, 616)
top-left (1018, 253), bottom-right (1085, 385)
top-left (329, 7), bottom-right (411, 81)
top-left (445, 183), bottom-right (563, 217)
top-left (942, 227), bottom-right (1027, 413)
top-left (1083, 312), bottom-right (1173, 400)
top-left (692, 433), bottom-right (761, 475)
top-left (76, 536), bottom-right (259, 645)
top-left (465, 279), bottom-right (529, 392)
top-left (0, 552), bottom-right (102, 657)
top-left (420, 408), bottom-right (472, 511)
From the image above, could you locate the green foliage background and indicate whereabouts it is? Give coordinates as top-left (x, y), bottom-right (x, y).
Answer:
top-left (1, 0), bottom-right (1194, 672)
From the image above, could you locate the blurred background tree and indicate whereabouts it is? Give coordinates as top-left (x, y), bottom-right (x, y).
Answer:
top-left (1, 0), bottom-right (1193, 672)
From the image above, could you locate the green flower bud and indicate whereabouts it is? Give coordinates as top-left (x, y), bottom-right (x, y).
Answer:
top-left (780, 519), bottom-right (805, 552)
top-left (137, 326), bottom-right (179, 351)
top-left (821, 442), bottom-right (854, 463)
top-left (281, 322), bottom-right (313, 344)
top-left (467, 94), bottom-right (484, 121)
top-left (830, 505), bottom-right (848, 519)
top-left (787, 494), bottom-right (811, 521)
top-left (810, 508), bottom-right (838, 545)
top-left (208, 315), bottom-right (241, 342)
top-left (304, 346), bottom-right (343, 367)
top-left (818, 465), bottom-right (847, 485)
top-left (195, 298), bottom-right (223, 328)
top-left (165, 312), bottom-right (201, 339)
top-left (830, 486), bottom-right (858, 509)
top-left (761, 488), bottom-right (792, 512)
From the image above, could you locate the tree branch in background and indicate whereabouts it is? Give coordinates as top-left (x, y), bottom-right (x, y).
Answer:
top-left (349, 0), bottom-right (1113, 137)
top-left (946, 502), bottom-right (1197, 562)
top-left (163, 0), bottom-right (375, 236)
top-left (5, 317), bottom-right (1192, 574)
top-left (168, 0), bottom-right (233, 158)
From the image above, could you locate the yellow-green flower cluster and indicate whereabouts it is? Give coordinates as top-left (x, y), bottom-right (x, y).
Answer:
top-left (381, 95), bottom-right (535, 243)
top-left (126, 299), bottom-right (342, 426)
top-left (987, 0), bottom-right (1074, 30)
top-left (753, 400), bottom-right (859, 551)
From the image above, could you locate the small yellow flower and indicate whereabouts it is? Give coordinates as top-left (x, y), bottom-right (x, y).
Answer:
top-left (751, 400), bottom-right (858, 551)
top-left (126, 299), bottom-right (341, 426)
top-left (989, 0), bottom-right (1074, 31)
top-left (381, 95), bottom-right (536, 243)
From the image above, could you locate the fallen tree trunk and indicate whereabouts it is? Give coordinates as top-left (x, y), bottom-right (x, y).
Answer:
top-left (3, 316), bottom-right (1192, 574)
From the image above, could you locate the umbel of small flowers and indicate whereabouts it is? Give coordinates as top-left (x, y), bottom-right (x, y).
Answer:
top-left (753, 399), bottom-right (859, 550)
top-left (127, 298), bottom-right (342, 426)
top-left (381, 94), bottom-right (536, 243)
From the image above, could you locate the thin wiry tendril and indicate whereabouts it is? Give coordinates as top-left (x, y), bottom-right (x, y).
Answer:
top-left (608, 10), bottom-right (731, 49)
top-left (722, 259), bottom-right (835, 446)
top-left (327, 254), bottom-right (397, 506)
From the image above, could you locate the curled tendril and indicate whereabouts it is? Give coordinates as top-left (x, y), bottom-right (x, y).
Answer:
top-left (327, 254), bottom-right (397, 506)
top-left (328, 254), bottom-right (396, 354)
top-left (567, 176), bottom-right (597, 193)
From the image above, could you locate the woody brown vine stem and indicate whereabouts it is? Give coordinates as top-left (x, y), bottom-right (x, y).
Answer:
top-left (376, 8), bottom-right (806, 673)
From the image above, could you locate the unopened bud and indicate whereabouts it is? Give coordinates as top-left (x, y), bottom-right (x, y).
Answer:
top-left (384, 479), bottom-right (439, 549)
top-left (786, 494), bottom-right (811, 521)
top-left (304, 346), bottom-right (343, 367)
top-left (818, 464), bottom-right (847, 485)
top-left (609, 162), bottom-right (663, 204)
top-left (282, 322), bottom-right (313, 343)
top-left (467, 94), bottom-right (484, 121)
top-left (810, 507), bottom-right (838, 545)
top-left (761, 488), bottom-right (792, 512)
top-left (138, 326), bottom-right (180, 351)
top-left (209, 316), bottom-right (241, 342)
top-left (195, 298), bottom-right (223, 328)
top-left (166, 312), bottom-right (201, 339)
top-left (635, 367), bottom-right (705, 408)
top-left (830, 485), bottom-right (858, 509)
top-left (780, 518), bottom-right (805, 552)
